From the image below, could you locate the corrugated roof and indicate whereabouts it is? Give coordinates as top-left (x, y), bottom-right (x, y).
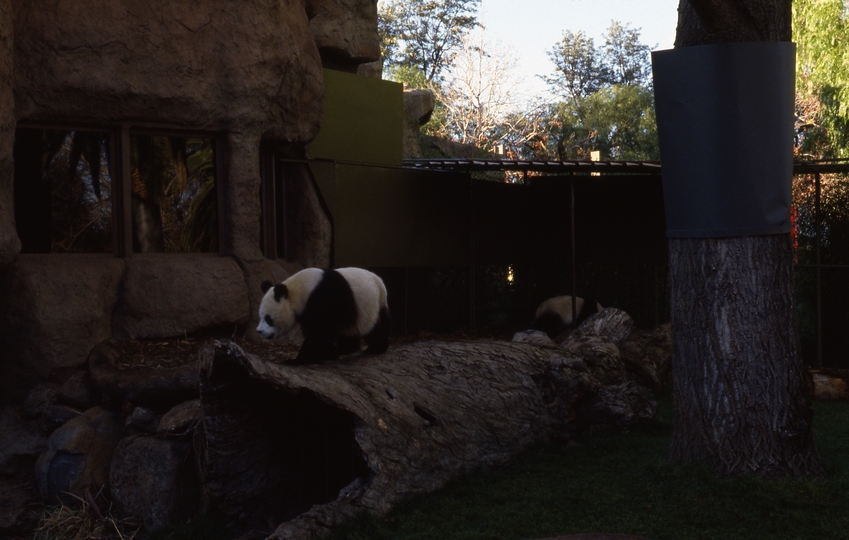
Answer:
top-left (403, 158), bottom-right (661, 175)
top-left (403, 158), bottom-right (849, 176)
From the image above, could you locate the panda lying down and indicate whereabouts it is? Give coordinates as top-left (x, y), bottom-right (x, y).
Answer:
top-left (532, 295), bottom-right (602, 338)
top-left (257, 267), bottom-right (391, 365)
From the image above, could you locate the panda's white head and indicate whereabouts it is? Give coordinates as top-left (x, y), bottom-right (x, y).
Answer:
top-left (257, 280), bottom-right (297, 340)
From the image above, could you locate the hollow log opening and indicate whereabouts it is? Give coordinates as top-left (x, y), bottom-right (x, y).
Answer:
top-left (277, 390), bottom-right (370, 520)
top-left (199, 353), bottom-right (370, 534)
top-left (198, 319), bottom-right (660, 539)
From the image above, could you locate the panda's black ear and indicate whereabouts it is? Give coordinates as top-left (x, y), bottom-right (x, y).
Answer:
top-left (273, 283), bottom-right (288, 302)
top-left (261, 280), bottom-right (273, 293)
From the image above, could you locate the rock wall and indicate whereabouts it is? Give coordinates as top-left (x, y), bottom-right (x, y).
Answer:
top-left (402, 87), bottom-right (435, 158)
top-left (0, 0), bottom-right (381, 404)
top-left (307, 0), bottom-right (380, 67)
top-left (0, 0), bottom-right (18, 267)
top-left (0, 256), bottom-right (126, 399)
top-left (12, 0), bottom-right (324, 141)
top-left (114, 255), bottom-right (251, 339)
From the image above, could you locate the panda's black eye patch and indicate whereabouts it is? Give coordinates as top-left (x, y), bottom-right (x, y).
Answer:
top-left (264, 315), bottom-right (275, 327)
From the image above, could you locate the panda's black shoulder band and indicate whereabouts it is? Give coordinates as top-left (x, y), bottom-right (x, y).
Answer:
top-left (273, 283), bottom-right (288, 302)
top-left (261, 280), bottom-right (273, 293)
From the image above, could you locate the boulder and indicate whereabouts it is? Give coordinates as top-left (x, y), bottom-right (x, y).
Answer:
top-left (110, 435), bottom-right (198, 531)
top-left (306, 0), bottom-right (380, 67)
top-left (157, 399), bottom-right (201, 440)
top-left (357, 59), bottom-right (383, 78)
top-left (35, 406), bottom-right (123, 504)
top-left (512, 329), bottom-right (556, 347)
top-left (58, 370), bottom-right (96, 410)
top-left (115, 254), bottom-right (250, 339)
top-left (0, 255), bottom-right (125, 404)
top-left (404, 87), bottom-right (435, 127)
top-left (125, 407), bottom-right (159, 434)
top-left (21, 382), bottom-right (59, 419)
top-left (40, 404), bottom-right (82, 434)
top-left (402, 87), bottom-right (435, 159)
top-left (0, 407), bottom-right (46, 476)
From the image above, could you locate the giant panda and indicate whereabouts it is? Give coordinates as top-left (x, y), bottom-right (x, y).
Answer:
top-left (531, 295), bottom-right (602, 338)
top-left (257, 267), bottom-right (391, 364)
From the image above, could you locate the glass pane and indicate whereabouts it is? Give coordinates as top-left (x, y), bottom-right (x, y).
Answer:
top-left (130, 134), bottom-right (218, 253)
top-left (13, 128), bottom-right (113, 253)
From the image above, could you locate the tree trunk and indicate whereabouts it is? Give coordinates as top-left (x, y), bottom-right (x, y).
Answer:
top-left (195, 309), bottom-right (658, 538)
top-left (668, 0), bottom-right (825, 477)
top-left (669, 237), bottom-right (823, 476)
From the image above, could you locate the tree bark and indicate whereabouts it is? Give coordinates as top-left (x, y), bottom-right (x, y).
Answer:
top-left (195, 309), bottom-right (658, 538)
top-left (669, 237), bottom-right (823, 476)
top-left (668, 0), bottom-right (825, 478)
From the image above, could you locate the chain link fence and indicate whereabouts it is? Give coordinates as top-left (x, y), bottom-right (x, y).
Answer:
top-left (793, 169), bottom-right (849, 368)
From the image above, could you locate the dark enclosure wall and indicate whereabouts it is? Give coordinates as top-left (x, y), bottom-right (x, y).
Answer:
top-left (321, 167), bottom-right (669, 334)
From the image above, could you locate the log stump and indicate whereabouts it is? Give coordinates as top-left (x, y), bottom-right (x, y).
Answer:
top-left (197, 308), bottom-right (657, 539)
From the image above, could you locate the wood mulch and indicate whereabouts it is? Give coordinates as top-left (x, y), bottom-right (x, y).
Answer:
top-left (107, 328), bottom-right (516, 370)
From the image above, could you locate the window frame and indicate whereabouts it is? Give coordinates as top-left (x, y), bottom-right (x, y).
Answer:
top-left (14, 121), bottom-right (225, 257)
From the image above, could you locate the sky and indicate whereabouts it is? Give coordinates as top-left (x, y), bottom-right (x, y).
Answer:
top-left (477, 0), bottom-right (680, 99)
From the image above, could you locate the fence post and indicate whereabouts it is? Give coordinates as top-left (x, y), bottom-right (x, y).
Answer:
top-left (815, 172), bottom-right (822, 367)
top-left (570, 175), bottom-right (577, 328)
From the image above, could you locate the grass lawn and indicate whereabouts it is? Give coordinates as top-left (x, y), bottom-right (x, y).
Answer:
top-left (327, 393), bottom-right (849, 540)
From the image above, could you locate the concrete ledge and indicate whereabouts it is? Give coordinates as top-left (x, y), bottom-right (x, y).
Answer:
top-left (116, 254), bottom-right (250, 339)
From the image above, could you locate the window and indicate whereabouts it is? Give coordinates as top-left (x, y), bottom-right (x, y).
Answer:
top-left (130, 134), bottom-right (218, 253)
top-left (260, 151), bottom-right (297, 260)
top-left (14, 128), bottom-right (114, 253)
top-left (13, 126), bottom-right (220, 255)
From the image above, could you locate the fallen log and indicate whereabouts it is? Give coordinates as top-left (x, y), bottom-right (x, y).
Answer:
top-left (196, 308), bottom-right (656, 539)
top-left (809, 368), bottom-right (849, 400)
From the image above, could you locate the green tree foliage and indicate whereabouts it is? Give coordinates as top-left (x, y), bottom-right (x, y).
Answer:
top-left (793, 0), bottom-right (849, 158)
top-left (378, 0), bottom-right (481, 83)
top-left (602, 21), bottom-right (653, 88)
top-left (545, 21), bottom-right (652, 100)
top-left (554, 85), bottom-right (658, 160)
top-left (540, 21), bottom-right (658, 161)
top-left (544, 30), bottom-right (607, 100)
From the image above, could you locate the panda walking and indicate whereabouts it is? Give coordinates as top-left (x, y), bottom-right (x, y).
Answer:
top-left (257, 267), bottom-right (391, 364)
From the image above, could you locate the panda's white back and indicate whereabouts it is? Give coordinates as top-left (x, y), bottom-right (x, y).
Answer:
top-left (337, 267), bottom-right (388, 336)
top-left (285, 268), bottom-right (326, 312)
top-left (536, 295), bottom-right (601, 325)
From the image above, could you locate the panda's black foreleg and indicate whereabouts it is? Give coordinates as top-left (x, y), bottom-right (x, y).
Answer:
top-left (532, 312), bottom-right (565, 339)
top-left (292, 336), bottom-right (338, 364)
top-left (364, 307), bottom-right (391, 354)
top-left (336, 335), bottom-right (362, 355)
